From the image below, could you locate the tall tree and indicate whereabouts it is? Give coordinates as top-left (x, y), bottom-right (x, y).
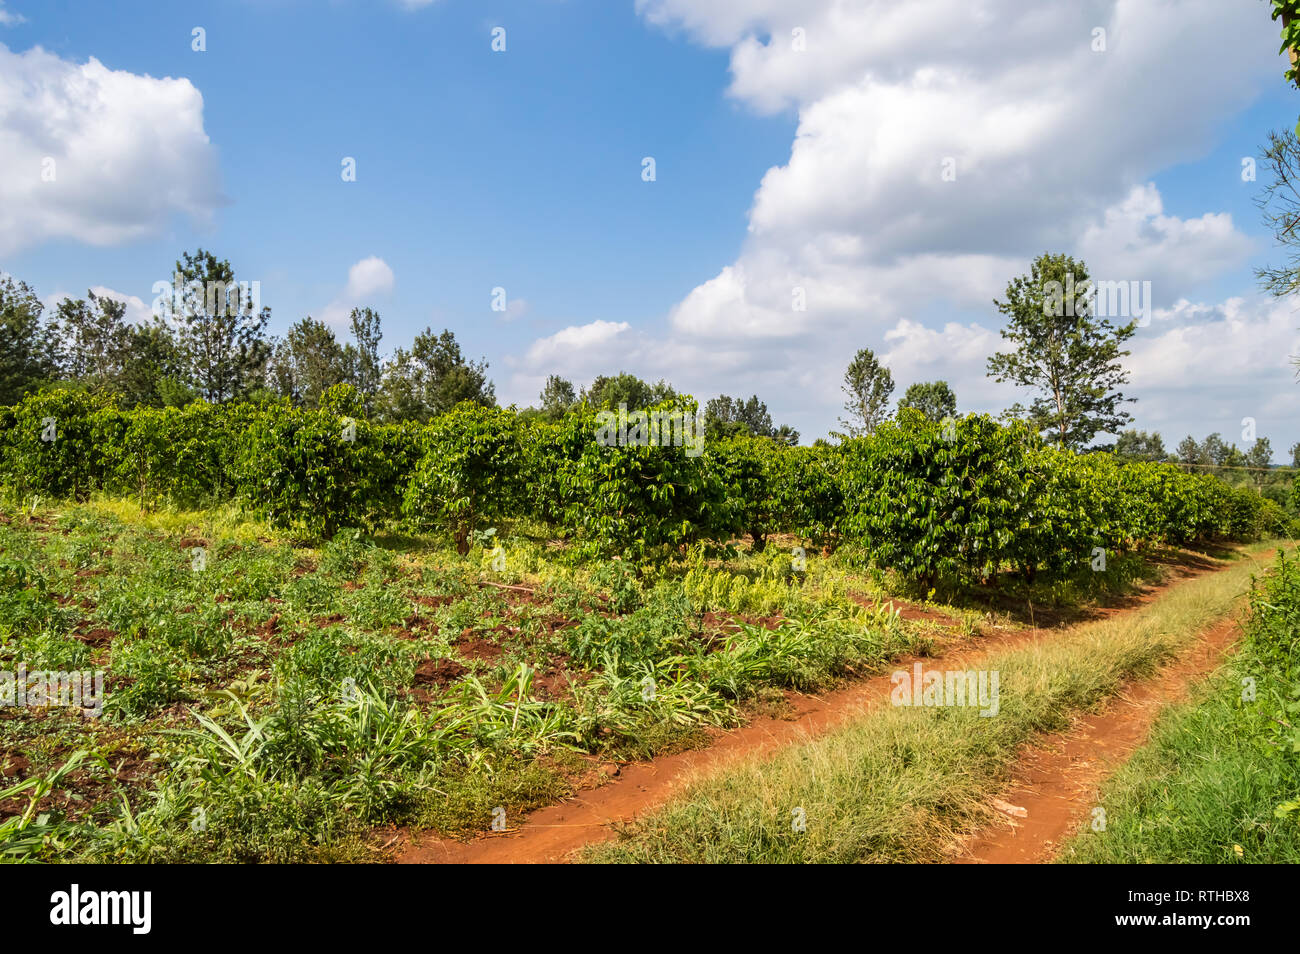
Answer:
top-left (1114, 429), bottom-right (1168, 463)
top-left (703, 394), bottom-right (800, 444)
top-left (347, 307), bottom-right (383, 416)
top-left (705, 394), bottom-right (770, 438)
top-left (897, 380), bottom-right (957, 423)
top-left (55, 290), bottom-right (129, 389)
top-left (1256, 129), bottom-right (1300, 299)
top-left (268, 317), bottom-right (348, 407)
top-left (1175, 435), bottom-right (1204, 467)
top-left (162, 249), bottom-right (271, 403)
top-left (581, 372), bottom-right (675, 410)
top-left (538, 374), bottom-right (577, 418)
top-left (1202, 432), bottom-right (1232, 467)
top-left (771, 424), bottom-right (800, 447)
top-left (1254, 128), bottom-right (1300, 375)
top-left (378, 328), bottom-right (494, 421)
top-left (838, 348), bottom-right (894, 437)
top-left (1246, 437), bottom-right (1274, 488)
top-left (0, 274), bottom-right (58, 405)
top-left (987, 253), bottom-right (1135, 449)
top-left (118, 321), bottom-right (194, 408)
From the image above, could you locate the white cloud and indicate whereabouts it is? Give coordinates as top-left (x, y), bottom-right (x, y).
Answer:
top-left (1126, 295), bottom-right (1300, 451)
top-left (0, 43), bottom-right (222, 255)
top-left (659, 0), bottom-right (1273, 322)
top-left (39, 285), bottom-right (152, 328)
top-left (521, 320), bottom-right (631, 368)
top-left (505, 320), bottom-right (632, 407)
top-left (1077, 184), bottom-right (1254, 303)
top-left (881, 318), bottom-right (1003, 399)
top-left (343, 256), bottom-right (395, 300)
top-left (501, 297), bottom-right (529, 322)
top-left (0, 4), bottom-right (25, 27)
top-left (89, 285), bottom-right (151, 326)
top-left (319, 256), bottom-right (395, 327)
top-left (617, 0), bottom-right (1287, 442)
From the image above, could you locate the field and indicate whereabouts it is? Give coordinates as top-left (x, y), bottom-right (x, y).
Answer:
top-left (0, 496), bottom-right (1053, 862)
top-left (0, 396), bottom-right (1297, 865)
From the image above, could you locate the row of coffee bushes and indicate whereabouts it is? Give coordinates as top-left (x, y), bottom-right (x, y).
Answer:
top-left (0, 387), bottom-right (422, 538)
top-left (0, 391), bottom-right (1291, 582)
top-left (836, 413), bottom-right (1292, 586)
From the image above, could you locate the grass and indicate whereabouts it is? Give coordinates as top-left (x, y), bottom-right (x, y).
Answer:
top-left (579, 541), bottom-right (1282, 863)
top-left (0, 496), bottom-right (959, 862)
top-left (1057, 547), bottom-right (1300, 864)
top-left (0, 492), bottom-right (1257, 863)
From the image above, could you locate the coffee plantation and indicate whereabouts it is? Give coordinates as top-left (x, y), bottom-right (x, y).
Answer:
top-left (1, 390), bottom-right (1289, 588)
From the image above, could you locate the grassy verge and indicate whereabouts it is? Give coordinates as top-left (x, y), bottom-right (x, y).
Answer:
top-left (0, 493), bottom-right (1267, 863)
top-left (1057, 548), bottom-right (1300, 864)
top-left (580, 541), bottom-right (1282, 863)
top-left (0, 499), bottom-right (950, 862)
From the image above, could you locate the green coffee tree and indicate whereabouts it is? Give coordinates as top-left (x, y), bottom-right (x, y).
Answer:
top-left (403, 402), bottom-right (526, 553)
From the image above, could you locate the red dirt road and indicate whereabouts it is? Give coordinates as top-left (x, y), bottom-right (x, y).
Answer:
top-left (395, 558), bottom-right (1241, 865)
top-left (953, 613), bottom-right (1243, 864)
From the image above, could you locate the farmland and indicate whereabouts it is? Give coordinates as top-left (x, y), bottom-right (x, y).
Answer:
top-left (0, 389), bottom-right (1294, 863)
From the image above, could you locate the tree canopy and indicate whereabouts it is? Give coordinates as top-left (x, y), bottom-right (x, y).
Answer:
top-left (897, 380), bottom-right (957, 423)
top-left (838, 348), bottom-right (894, 438)
top-left (987, 252), bottom-right (1135, 449)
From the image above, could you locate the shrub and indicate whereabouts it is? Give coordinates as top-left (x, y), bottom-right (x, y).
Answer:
top-left (841, 411), bottom-right (1037, 587)
top-left (4, 390), bottom-right (108, 500)
top-left (235, 402), bottom-right (409, 537)
top-left (403, 402), bottom-right (526, 553)
top-left (713, 435), bottom-right (778, 551)
top-left (771, 443), bottom-right (843, 549)
top-left (547, 400), bottom-right (727, 559)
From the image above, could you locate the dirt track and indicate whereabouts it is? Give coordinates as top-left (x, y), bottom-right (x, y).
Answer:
top-left (396, 556), bottom-right (1242, 865)
top-left (953, 612), bottom-right (1242, 864)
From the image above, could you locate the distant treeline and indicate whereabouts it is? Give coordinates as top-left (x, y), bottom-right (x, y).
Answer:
top-left (1, 388), bottom-right (1292, 590)
top-left (3, 250), bottom-right (1297, 521)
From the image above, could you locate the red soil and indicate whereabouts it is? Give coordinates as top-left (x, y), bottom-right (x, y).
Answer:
top-left (394, 557), bottom-right (1241, 865)
top-left (953, 614), bottom-right (1242, 864)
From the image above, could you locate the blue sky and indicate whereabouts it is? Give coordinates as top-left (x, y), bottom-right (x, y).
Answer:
top-left (2, 0), bottom-right (1299, 453)
top-left (1, 0), bottom-right (796, 363)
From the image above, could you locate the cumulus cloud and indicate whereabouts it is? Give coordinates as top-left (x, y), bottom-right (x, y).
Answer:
top-left (656, 0), bottom-right (1274, 332)
top-left (0, 43), bottom-right (222, 255)
top-left (604, 0), bottom-right (1289, 443)
top-left (504, 320), bottom-right (632, 408)
top-left (39, 285), bottom-right (152, 329)
top-left (343, 256), bottom-right (395, 300)
top-left (520, 320), bottom-right (631, 368)
top-left (500, 297), bottom-right (529, 322)
top-left (320, 256), bottom-right (395, 327)
top-left (1077, 184), bottom-right (1254, 303)
top-left (89, 286), bottom-right (152, 326)
top-left (1126, 295), bottom-right (1300, 444)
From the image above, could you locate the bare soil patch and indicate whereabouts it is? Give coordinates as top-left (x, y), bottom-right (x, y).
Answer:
top-left (952, 614), bottom-right (1242, 864)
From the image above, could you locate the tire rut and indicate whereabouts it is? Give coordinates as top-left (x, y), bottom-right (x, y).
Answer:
top-left (952, 612), bottom-right (1243, 864)
top-left (394, 556), bottom-right (1238, 864)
